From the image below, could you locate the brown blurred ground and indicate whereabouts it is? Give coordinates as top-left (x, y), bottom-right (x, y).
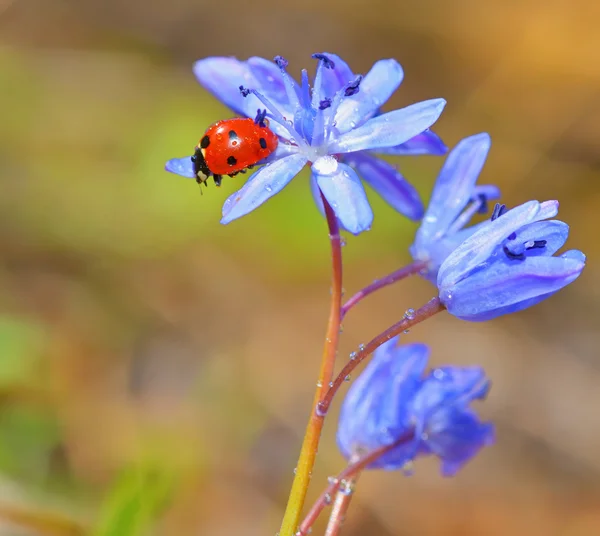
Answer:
top-left (0, 0), bottom-right (599, 535)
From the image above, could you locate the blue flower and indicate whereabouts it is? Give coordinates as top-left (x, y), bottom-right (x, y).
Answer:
top-left (410, 133), bottom-right (501, 282)
top-left (165, 53), bottom-right (447, 234)
top-left (337, 337), bottom-right (493, 476)
top-left (437, 200), bottom-right (586, 321)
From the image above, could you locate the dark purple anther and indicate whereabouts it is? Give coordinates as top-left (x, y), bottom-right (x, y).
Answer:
top-left (507, 232), bottom-right (517, 241)
top-left (344, 75), bottom-right (363, 96)
top-left (491, 203), bottom-right (507, 221)
top-left (254, 108), bottom-right (268, 126)
top-left (274, 55), bottom-right (289, 69)
top-left (477, 193), bottom-right (488, 214)
top-left (526, 240), bottom-right (547, 250)
top-left (312, 53), bottom-right (335, 69)
top-left (503, 246), bottom-right (525, 261)
top-left (239, 86), bottom-right (251, 97)
top-left (319, 98), bottom-right (332, 110)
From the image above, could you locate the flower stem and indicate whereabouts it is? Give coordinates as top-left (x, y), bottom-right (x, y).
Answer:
top-left (340, 261), bottom-right (427, 320)
top-left (279, 193), bottom-right (343, 536)
top-left (296, 429), bottom-right (415, 536)
top-left (318, 297), bottom-right (445, 416)
top-left (323, 472), bottom-right (360, 536)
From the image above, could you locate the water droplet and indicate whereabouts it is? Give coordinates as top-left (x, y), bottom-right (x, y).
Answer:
top-left (403, 329), bottom-right (410, 334)
top-left (358, 343), bottom-right (365, 351)
top-left (293, 467), bottom-right (297, 474)
top-left (433, 368), bottom-right (445, 380)
top-left (344, 375), bottom-right (351, 382)
top-left (404, 308), bottom-right (416, 320)
top-left (349, 120), bottom-right (357, 128)
top-left (265, 184), bottom-right (273, 192)
top-left (328, 476), bottom-right (339, 485)
top-left (324, 493), bottom-right (332, 504)
top-left (316, 380), bottom-right (323, 388)
top-left (328, 381), bottom-right (334, 388)
top-left (349, 351), bottom-right (357, 360)
top-left (401, 460), bottom-right (414, 476)
top-left (340, 237), bottom-right (347, 247)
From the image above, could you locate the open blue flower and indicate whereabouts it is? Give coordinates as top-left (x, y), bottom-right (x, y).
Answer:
top-left (410, 133), bottom-right (501, 282)
top-left (437, 200), bottom-right (586, 321)
top-left (165, 53), bottom-right (447, 234)
top-left (337, 337), bottom-right (493, 475)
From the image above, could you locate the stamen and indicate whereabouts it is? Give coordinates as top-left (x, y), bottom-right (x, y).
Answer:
top-left (319, 98), bottom-right (332, 110)
top-left (447, 194), bottom-right (486, 235)
top-left (503, 246), bottom-right (525, 261)
top-left (273, 55), bottom-right (288, 69)
top-left (246, 88), bottom-right (306, 147)
top-left (476, 193), bottom-right (488, 214)
top-left (254, 108), bottom-right (268, 127)
top-left (344, 75), bottom-right (363, 96)
top-left (507, 232), bottom-right (517, 241)
top-left (239, 85), bottom-right (251, 97)
top-left (312, 53), bottom-right (335, 70)
top-left (526, 239), bottom-right (547, 250)
top-left (491, 203), bottom-right (507, 221)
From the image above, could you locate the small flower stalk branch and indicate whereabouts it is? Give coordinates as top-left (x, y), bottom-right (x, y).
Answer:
top-left (279, 193), bottom-right (344, 536)
top-left (323, 473), bottom-right (360, 536)
top-left (318, 297), bottom-right (445, 416)
top-left (340, 260), bottom-right (428, 320)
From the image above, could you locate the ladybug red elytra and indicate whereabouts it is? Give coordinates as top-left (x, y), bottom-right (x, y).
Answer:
top-left (191, 114), bottom-right (278, 187)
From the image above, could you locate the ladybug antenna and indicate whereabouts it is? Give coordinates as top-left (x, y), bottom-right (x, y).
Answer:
top-left (254, 108), bottom-right (268, 127)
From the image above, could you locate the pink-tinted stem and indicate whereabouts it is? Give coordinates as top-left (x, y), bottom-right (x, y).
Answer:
top-left (297, 429), bottom-right (415, 536)
top-left (340, 260), bottom-right (427, 320)
top-left (318, 297), bottom-right (445, 416)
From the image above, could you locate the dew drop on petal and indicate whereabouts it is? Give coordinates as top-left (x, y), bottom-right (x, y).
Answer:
top-left (265, 184), bottom-right (273, 192)
top-left (433, 368), bottom-right (445, 380)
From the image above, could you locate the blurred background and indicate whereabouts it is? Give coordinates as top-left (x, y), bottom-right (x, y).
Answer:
top-left (0, 0), bottom-right (599, 534)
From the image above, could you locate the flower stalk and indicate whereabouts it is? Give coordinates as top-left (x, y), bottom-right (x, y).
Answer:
top-left (279, 193), bottom-right (343, 536)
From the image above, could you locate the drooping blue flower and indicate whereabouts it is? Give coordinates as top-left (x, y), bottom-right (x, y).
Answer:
top-left (165, 53), bottom-right (447, 234)
top-left (410, 133), bottom-right (501, 282)
top-left (437, 200), bottom-right (586, 321)
top-left (337, 337), bottom-right (494, 476)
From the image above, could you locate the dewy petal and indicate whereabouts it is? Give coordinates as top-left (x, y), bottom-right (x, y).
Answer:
top-left (313, 159), bottom-right (374, 234)
top-left (419, 133), bottom-right (491, 245)
top-left (329, 99), bottom-right (446, 154)
top-left (441, 253), bottom-right (586, 321)
top-left (165, 156), bottom-right (196, 179)
top-left (220, 153), bottom-right (307, 224)
top-left (246, 56), bottom-right (290, 104)
top-left (377, 130), bottom-right (447, 156)
top-left (335, 59), bottom-right (404, 134)
top-left (437, 200), bottom-right (541, 288)
top-left (344, 152), bottom-right (424, 220)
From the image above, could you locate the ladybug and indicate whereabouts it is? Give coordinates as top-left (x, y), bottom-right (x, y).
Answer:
top-left (191, 111), bottom-right (278, 187)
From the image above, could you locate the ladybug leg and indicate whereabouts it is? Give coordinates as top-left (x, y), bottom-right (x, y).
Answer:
top-left (228, 171), bottom-right (239, 178)
top-left (247, 164), bottom-right (255, 169)
top-left (213, 175), bottom-right (223, 187)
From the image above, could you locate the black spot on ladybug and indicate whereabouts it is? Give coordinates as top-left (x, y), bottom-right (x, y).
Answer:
top-left (228, 130), bottom-right (239, 140)
top-left (259, 137), bottom-right (267, 149)
top-left (227, 155), bottom-right (238, 166)
top-left (200, 135), bottom-right (210, 149)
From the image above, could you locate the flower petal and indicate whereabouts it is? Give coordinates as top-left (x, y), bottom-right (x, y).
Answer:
top-left (193, 57), bottom-right (293, 138)
top-left (313, 158), bottom-right (374, 234)
top-left (437, 200), bottom-right (541, 288)
top-left (318, 53), bottom-right (355, 98)
top-left (440, 253), bottom-right (586, 321)
top-left (377, 130), bottom-right (447, 156)
top-left (512, 220), bottom-right (569, 256)
top-left (165, 156), bottom-right (196, 179)
top-left (344, 152), bottom-right (423, 220)
top-left (419, 133), bottom-right (491, 245)
top-left (220, 153), bottom-right (307, 224)
top-left (335, 59), bottom-right (404, 134)
top-left (329, 99), bottom-right (446, 154)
